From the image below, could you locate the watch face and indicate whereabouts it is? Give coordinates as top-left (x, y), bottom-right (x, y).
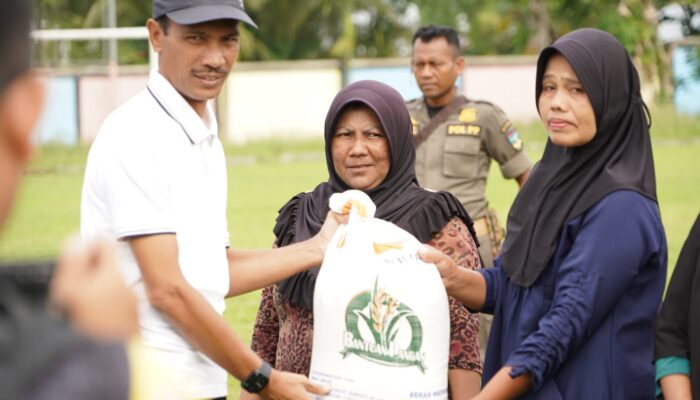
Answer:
top-left (241, 363), bottom-right (270, 393)
top-left (241, 375), bottom-right (267, 393)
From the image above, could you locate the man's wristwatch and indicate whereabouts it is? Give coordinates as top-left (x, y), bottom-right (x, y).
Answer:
top-left (241, 360), bottom-right (272, 393)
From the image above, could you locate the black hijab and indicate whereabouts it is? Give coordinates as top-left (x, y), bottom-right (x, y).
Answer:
top-left (500, 28), bottom-right (657, 287)
top-left (275, 80), bottom-right (476, 310)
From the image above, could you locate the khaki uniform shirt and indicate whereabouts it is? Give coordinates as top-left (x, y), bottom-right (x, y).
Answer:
top-left (407, 97), bottom-right (532, 220)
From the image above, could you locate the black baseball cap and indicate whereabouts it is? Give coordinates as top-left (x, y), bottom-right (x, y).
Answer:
top-left (153, 0), bottom-right (258, 28)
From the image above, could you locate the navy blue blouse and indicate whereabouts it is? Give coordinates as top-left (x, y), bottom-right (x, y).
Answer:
top-left (481, 190), bottom-right (667, 399)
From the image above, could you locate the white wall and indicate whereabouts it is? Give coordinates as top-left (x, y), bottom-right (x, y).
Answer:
top-left (43, 56), bottom-right (541, 145)
top-left (224, 61), bottom-right (342, 143)
top-left (462, 56), bottom-right (539, 122)
top-left (79, 74), bottom-right (148, 143)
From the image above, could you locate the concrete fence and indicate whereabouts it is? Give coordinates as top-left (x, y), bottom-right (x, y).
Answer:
top-left (33, 49), bottom-right (698, 145)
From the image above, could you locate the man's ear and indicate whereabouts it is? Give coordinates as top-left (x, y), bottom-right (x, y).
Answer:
top-left (146, 18), bottom-right (164, 53)
top-left (0, 72), bottom-right (44, 162)
top-left (455, 56), bottom-right (465, 74)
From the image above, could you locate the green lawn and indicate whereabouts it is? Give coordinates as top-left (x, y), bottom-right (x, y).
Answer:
top-left (0, 120), bottom-right (698, 397)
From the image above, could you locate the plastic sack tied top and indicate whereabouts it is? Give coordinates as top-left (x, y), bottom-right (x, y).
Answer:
top-left (310, 190), bottom-right (450, 400)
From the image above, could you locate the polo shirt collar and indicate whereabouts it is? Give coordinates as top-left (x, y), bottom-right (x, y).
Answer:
top-left (146, 70), bottom-right (217, 144)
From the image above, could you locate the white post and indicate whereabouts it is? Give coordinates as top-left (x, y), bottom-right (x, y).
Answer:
top-left (107, 0), bottom-right (118, 78)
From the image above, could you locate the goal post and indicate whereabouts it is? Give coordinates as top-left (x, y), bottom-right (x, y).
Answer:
top-left (31, 27), bottom-right (156, 71)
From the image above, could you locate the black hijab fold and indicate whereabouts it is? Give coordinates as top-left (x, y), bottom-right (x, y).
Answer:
top-left (275, 80), bottom-right (476, 310)
top-left (500, 28), bottom-right (657, 287)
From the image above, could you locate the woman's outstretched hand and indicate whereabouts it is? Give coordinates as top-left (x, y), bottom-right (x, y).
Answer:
top-left (419, 245), bottom-right (461, 295)
top-left (419, 246), bottom-right (487, 311)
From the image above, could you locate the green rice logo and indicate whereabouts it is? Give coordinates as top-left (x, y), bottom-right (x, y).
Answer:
top-left (341, 276), bottom-right (426, 372)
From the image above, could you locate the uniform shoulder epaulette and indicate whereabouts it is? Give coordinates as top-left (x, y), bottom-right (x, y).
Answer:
top-left (405, 97), bottom-right (422, 105)
top-left (471, 99), bottom-right (496, 108)
top-left (469, 100), bottom-right (504, 115)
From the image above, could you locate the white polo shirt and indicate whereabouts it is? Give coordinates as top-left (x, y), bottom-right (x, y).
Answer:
top-left (81, 70), bottom-right (230, 398)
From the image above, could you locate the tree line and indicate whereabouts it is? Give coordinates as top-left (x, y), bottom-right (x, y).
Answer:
top-left (32, 0), bottom-right (700, 101)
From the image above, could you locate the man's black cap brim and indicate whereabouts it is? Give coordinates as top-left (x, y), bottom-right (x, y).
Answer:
top-left (166, 5), bottom-right (257, 28)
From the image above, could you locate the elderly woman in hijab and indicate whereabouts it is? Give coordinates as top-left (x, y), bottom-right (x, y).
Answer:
top-left (421, 28), bottom-right (667, 399)
top-left (244, 80), bottom-right (483, 399)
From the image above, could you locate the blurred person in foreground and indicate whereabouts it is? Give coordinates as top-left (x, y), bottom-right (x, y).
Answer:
top-left (655, 213), bottom-right (700, 399)
top-left (246, 80), bottom-right (482, 400)
top-left (80, 1), bottom-right (341, 399)
top-left (407, 25), bottom-right (532, 357)
top-left (0, 1), bottom-right (140, 399)
top-left (421, 28), bottom-right (666, 399)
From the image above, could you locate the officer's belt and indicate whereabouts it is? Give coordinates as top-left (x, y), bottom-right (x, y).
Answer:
top-left (473, 217), bottom-right (489, 237)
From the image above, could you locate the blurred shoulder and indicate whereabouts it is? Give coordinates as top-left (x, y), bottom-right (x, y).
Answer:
top-left (466, 99), bottom-right (509, 119)
top-left (406, 97), bottom-right (425, 112)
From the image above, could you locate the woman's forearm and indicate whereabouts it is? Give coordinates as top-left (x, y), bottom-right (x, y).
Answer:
top-left (448, 369), bottom-right (481, 399)
top-left (659, 374), bottom-right (692, 400)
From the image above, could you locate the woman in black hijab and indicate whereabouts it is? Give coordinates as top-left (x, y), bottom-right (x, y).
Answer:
top-left (655, 214), bottom-right (700, 398)
top-left (246, 80), bottom-right (483, 399)
top-left (421, 28), bottom-right (667, 399)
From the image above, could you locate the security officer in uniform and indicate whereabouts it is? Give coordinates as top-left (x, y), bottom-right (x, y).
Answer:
top-left (407, 25), bottom-right (532, 358)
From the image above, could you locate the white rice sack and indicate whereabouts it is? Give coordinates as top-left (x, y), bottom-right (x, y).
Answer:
top-left (310, 190), bottom-right (450, 400)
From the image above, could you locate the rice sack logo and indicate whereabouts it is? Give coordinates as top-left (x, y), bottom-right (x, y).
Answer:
top-left (341, 276), bottom-right (426, 372)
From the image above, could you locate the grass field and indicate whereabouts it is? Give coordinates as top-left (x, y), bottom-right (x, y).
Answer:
top-left (0, 108), bottom-right (698, 396)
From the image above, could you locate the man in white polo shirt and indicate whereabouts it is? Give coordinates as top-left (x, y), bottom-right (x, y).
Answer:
top-left (81, 1), bottom-right (337, 399)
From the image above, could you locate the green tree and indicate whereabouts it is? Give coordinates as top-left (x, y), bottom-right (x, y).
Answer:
top-left (32, 0), bottom-right (414, 64)
top-left (240, 0), bottom-right (412, 60)
top-left (29, 0), bottom-right (680, 99)
top-left (545, 0), bottom-right (674, 101)
top-left (411, 0), bottom-right (675, 100)
top-left (33, 0), bottom-right (150, 66)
